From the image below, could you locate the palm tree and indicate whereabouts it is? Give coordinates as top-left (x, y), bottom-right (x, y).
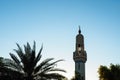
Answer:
top-left (8, 41), bottom-right (66, 80)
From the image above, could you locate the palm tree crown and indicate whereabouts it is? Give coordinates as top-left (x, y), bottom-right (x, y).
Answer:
top-left (9, 41), bottom-right (66, 80)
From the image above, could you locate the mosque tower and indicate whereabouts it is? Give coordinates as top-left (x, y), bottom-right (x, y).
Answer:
top-left (73, 26), bottom-right (87, 80)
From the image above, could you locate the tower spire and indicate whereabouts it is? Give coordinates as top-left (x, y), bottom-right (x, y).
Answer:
top-left (78, 25), bottom-right (81, 34)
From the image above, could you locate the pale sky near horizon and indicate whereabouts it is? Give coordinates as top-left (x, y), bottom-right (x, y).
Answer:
top-left (0, 0), bottom-right (120, 80)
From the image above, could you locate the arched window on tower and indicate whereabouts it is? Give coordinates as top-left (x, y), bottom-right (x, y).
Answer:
top-left (78, 44), bottom-right (80, 47)
top-left (78, 44), bottom-right (82, 52)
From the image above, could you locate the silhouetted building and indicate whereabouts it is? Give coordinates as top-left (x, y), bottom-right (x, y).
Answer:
top-left (73, 27), bottom-right (87, 80)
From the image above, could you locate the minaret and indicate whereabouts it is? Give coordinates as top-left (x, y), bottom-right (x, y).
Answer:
top-left (73, 26), bottom-right (87, 80)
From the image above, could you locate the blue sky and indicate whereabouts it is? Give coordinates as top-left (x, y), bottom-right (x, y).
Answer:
top-left (0, 0), bottom-right (120, 80)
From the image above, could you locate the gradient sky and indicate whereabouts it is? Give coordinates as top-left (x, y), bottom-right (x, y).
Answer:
top-left (0, 0), bottom-right (120, 80)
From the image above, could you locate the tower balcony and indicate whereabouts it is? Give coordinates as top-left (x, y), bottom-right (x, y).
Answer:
top-left (73, 52), bottom-right (87, 63)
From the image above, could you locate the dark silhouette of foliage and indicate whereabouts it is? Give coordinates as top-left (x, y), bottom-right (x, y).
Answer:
top-left (98, 64), bottom-right (120, 80)
top-left (0, 57), bottom-right (4, 67)
top-left (0, 57), bottom-right (23, 80)
top-left (6, 41), bottom-right (66, 80)
top-left (71, 76), bottom-right (75, 80)
top-left (75, 71), bottom-right (82, 80)
top-left (70, 71), bottom-right (82, 80)
top-left (0, 67), bottom-right (23, 80)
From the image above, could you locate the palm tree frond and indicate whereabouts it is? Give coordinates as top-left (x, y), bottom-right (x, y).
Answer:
top-left (42, 59), bottom-right (64, 70)
top-left (49, 68), bottom-right (66, 73)
top-left (16, 43), bottom-right (23, 53)
top-left (9, 53), bottom-right (24, 71)
top-left (36, 45), bottom-right (43, 61)
top-left (3, 58), bottom-right (21, 71)
top-left (30, 41), bottom-right (36, 63)
top-left (9, 53), bottom-right (20, 64)
top-left (13, 45), bottom-right (24, 63)
top-left (40, 66), bottom-right (54, 74)
top-left (30, 51), bottom-right (35, 63)
top-left (13, 49), bottom-right (24, 59)
top-left (33, 45), bottom-right (43, 67)
top-left (34, 58), bottom-right (54, 74)
top-left (24, 42), bottom-right (32, 55)
top-left (33, 41), bottom-right (36, 53)
top-left (27, 42), bottom-right (31, 51)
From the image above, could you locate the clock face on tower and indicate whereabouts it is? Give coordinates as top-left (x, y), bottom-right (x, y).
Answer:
top-left (78, 47), bottom-right (82, 51)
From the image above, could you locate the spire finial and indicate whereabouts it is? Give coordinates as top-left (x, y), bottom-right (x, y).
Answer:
top-left (78, 25), bottom-right (81, 34)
